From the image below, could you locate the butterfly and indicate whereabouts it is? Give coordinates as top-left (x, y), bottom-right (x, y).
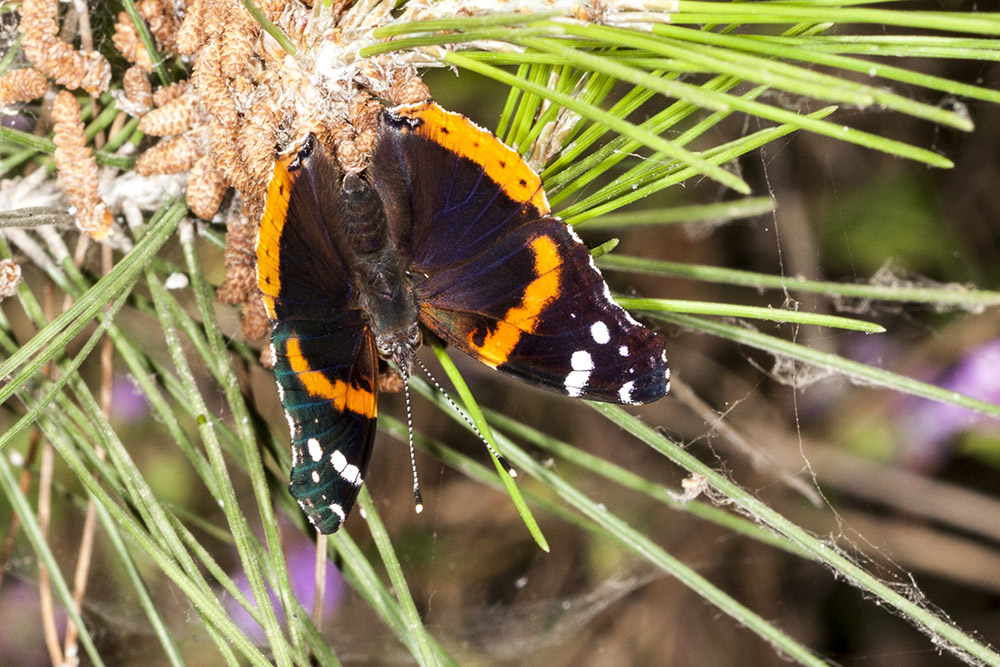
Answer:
top-left (256, 101), bottom-right (669, 533)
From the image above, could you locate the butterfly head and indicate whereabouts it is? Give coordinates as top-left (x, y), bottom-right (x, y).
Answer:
top-left (376, 321), bottom-right (422, 377)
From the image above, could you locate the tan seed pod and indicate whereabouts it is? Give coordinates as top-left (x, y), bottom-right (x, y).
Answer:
top-left (378, 367), bottom-right (405, 394)
top-left (334, 138), bottom-right (364, 175)
top-left (0, 260), bottom-right (23, 300)
top-left (259, 342), bottom-right (273, 369)
top-left (220, 2), bottom-right (257, 80)
top-left (112, 11), bottom-right (154, 72)
top-left (234, 93), bottom-right (282, 211)
top-left (230, 72), bottom-right (257, 104)
top-left (186, 154), bottom-right (228, 220)
top-left (175, 0), bottom-right (206, 55)
top-left (138, 0), bottom-right (180, 54)
top-left (138, 91), bottom-right (199, 136)
top-left (331, 94), bottom-right (380, 173)
top-left (192, 40), bottom-right (238, 128)
top-left (0, 68), bottom-right (49, 106)
top-left (216, 213), bottom-right (257, 305)
top-left (209, 118), bottom-right (240, 188)
top-left (77, 50), bottom-right (113, 97)
top-left (388, 67), bottom-right (430, 105)
top-left (122, 66), bottom-right (153, 115)
top-left (135, 134), bottom-right (202, 176)
top-left (241, 295), bottom-right (271, 341)
top-left (152, 79), bottom-right (189, 108)
top-left (51, 91), bottom-right (113, 239)
top-left (350, 94), bottom-right (381, 156)
top-left (255, 0), bottom-right (290, 21)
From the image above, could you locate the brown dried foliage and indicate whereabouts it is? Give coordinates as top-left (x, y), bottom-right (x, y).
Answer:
top-left (0, 68), bottom-right (49, 106)
top-left (19, 0), bottom-right (111, 95)
top-left (51, 91), bottom-right (113, 239)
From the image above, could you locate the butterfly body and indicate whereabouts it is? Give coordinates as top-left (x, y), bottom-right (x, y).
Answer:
top-left (257, 102), bottom-right (670, 533)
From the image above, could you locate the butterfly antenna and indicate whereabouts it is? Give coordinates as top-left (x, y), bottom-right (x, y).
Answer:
top-left (399, 363), bottom-right (424, 514)
top-left (412, 355), bottom-right (516, 478)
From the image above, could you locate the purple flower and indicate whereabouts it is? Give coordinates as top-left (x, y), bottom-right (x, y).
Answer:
top-left (110, 376), bottom-right (151, 424)
top-left (0, 578), bottom-right (67, 666)
top-left (225, 517), bottom-right (344, 642)
top-left (898, 339), bottom-right (1000, 470)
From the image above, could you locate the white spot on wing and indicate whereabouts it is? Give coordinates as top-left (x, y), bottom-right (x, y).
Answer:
top-left (618, 381), bottom-right (635, 404)
top-left (565, 373), bottom-right (588, 396)
top-left (311, 470), bottom-right (320, 483)
top-left (342, 464), bottom-right (362, 486)
top-left (571, 350), bottom-right (594, 371)
top-left (331, 450), bottom-right (348, 473)
top-left (308, 438), bottom-right (323, 462)
top-left (329, 503), bottom-right (346, 523)
top-left (619, 345), bottom-right (629, 357)
top-left (565, 350), bottom-right (594, 396)
top-left (591, 321), bottom-right (610, 344)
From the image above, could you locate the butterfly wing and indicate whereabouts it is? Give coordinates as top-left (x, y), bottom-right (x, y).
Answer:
top-left (371, 103), bottom-right (669, 404)
top-left (257, 138), bottom-right (378, 533)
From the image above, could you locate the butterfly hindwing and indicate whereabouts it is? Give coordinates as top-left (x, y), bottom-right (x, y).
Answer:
top-left (416, 216), bottom-right (668, 403)
top-left (372, 102), bottom-right (669, 404)
top-left (272, 320), bottom-right (378, 533)
top-left (258, 138), bottom-right (379, 533)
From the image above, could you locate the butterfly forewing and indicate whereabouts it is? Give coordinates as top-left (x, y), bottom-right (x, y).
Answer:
top-left (372, 102), bottom-right (669, 404)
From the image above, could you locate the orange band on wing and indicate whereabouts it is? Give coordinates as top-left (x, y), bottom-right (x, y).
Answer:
top-left (285, 337), bottom-right (377, 417)
top-left (256, 155), bottom-right (296, 319)
top-left (468, 235), bottom-right (561, 367)
top-left (394, 102), bottom-right (550, 215)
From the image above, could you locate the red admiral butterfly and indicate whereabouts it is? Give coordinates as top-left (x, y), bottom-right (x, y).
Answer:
top-left (256, 101), bottom-right (669, 533)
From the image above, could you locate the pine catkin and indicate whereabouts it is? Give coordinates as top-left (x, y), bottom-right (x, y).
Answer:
top-left (0, 68), bottom-right (49, 106)
top-left (19, 0), bottom-right (111, 94)
top-left (51, 91), bottom-right (113, 239)
top-left (122, 66), bottom-right (153, 115)
top-left (134, 134), bottom-right (202, 175)
top-left (186, 155), bottom-right (228, 220)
